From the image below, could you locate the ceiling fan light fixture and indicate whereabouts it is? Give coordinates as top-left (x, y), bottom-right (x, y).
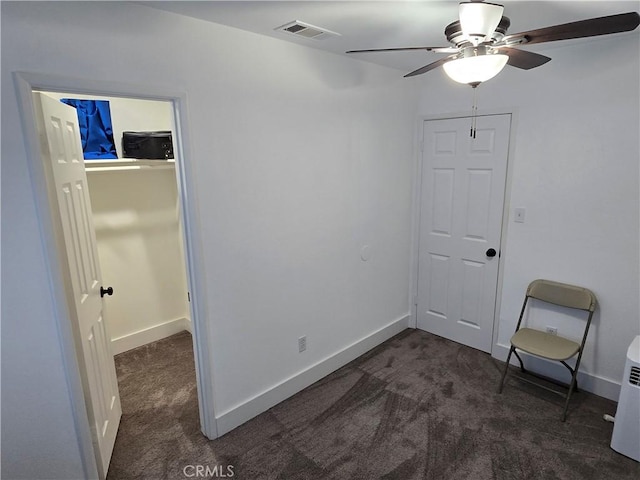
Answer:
top-left (459, 2), bottom-right (505, 45)
top-left (443, 52), bottom-right (508, 85)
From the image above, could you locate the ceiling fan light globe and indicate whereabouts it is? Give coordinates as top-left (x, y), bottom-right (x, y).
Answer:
top-left (459, 2), bottom-right (505, 44)
top-left (443, 53), bottom-right (508, 84)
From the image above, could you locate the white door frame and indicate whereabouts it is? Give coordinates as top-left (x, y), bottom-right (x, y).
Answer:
top-left (14, 71), bottom-right (218, 478)
top-left (409, 109), bottom-right (518, 355)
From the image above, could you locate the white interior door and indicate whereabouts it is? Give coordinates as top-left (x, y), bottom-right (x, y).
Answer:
top-left (33, 92), bottom-right (121, 478)
top-left (417, 114), bottom-right (510, 353)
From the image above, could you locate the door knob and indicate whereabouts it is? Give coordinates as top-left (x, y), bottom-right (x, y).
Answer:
top-left (486, 248), bottom-right (497, 258)
top-left (100, 286), bottom-right (114, 298)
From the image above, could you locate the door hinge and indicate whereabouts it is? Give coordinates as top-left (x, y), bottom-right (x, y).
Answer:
top-left (187, 292), bottom-right (191, 302)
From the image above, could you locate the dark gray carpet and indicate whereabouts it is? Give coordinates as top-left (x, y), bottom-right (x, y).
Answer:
top-left (107, 329), bottom-right (639, 480)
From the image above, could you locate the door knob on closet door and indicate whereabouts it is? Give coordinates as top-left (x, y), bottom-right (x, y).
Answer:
top-left (486, 248), bottom-right (497, 258)
top-left (100, 286), bottom-right (114, 298)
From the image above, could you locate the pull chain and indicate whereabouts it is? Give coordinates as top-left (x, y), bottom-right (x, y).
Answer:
top-left (470, 84), bottom-right (478, 139)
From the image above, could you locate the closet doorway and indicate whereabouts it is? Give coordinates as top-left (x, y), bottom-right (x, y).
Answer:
top-left (42, 91), bottom-right (193, 355)
top-left (16, 72), bottom-right (216, 479)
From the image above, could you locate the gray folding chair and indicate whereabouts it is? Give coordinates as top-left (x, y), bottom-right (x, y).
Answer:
top-left (498, 279), bottom-right (597, 421)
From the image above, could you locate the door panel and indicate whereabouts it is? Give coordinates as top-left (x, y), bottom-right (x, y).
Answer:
top-left (417, 115), bottom-right (510, 353)
top-left (34, 92), bottom-right (121, 479)
top-left (431, 168), bottom-right (455, 235)
top-left (426, 253), bottom-right (450, 320)
top-left (464, 169), bottom-right (492, 240)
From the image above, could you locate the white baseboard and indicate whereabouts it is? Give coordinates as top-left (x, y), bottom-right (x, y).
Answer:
top-left (111, 317), bottom-right (191, 355)
top-left (493, 343), bottom-right (621, 401)
top-left (215, 314), bottom-right (411, 436)
top-left (183, 317), bottom-right (193, 334)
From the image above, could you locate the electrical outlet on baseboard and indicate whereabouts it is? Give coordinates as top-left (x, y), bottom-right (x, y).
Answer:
top-left (546, 326), bottom-right (558, 336)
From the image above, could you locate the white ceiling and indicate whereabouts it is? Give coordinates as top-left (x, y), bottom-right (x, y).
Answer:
top-left (142, 1), bottom-right (640, 74)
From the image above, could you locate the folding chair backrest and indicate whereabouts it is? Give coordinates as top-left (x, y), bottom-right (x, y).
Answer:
top-left (527, 279), bottom-right (596, 312)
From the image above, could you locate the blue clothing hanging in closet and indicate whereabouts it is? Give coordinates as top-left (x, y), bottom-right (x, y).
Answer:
top-left (61, 99), bottom-right (118, 159)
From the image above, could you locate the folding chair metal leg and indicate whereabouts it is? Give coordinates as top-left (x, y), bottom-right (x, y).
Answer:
top-left (498, 346), bottom-right (515, 394)
top-left (562, 368), bottom-right (579, 421)
top-left (562, 349), bottom-right (585, 421)
top-left (561, 360), bottom-right (578, 392)
top-left (513, 350), bottom-right (526, 372)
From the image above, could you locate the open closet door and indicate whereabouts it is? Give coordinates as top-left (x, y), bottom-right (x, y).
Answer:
top-left (33, 92), bottom-right (121, 478)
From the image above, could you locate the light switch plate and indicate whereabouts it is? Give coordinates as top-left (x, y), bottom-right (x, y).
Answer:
top-left (515, 208), bottom-right (526, 223)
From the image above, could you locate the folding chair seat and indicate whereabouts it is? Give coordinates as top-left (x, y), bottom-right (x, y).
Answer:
top-left (498, 279), bottom-right (597, 421)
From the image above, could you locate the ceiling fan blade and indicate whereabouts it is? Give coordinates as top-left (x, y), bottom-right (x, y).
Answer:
top-left (501, 48), bottom-right (551, 70)
top-left (346, 46), bottom-right (449, 54)
top-left (404, 56), bottom-right (454, 78)
top-left (504, 12), bottom-right (640, 46)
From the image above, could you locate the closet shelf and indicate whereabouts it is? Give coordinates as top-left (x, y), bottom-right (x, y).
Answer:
top-left (85, 159), bottom-right (175, 172)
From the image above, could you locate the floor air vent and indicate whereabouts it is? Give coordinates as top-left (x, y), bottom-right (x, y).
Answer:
top-left (276, 21), bottom-right (340, 40)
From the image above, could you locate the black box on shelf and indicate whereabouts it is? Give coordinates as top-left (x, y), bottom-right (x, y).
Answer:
top-left (122, 131), bottom-right (174, 160)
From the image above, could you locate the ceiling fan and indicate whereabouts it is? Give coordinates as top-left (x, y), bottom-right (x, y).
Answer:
top-left (346, 1), bottom-right (640, 86)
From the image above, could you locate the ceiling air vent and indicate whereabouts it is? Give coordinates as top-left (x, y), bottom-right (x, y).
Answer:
top-left (275, 21), bottom-right (340, 40)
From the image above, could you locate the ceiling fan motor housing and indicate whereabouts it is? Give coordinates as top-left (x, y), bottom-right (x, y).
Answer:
top-left (459, 45), bottom-right (496, 59)
top-left (445, 17), bottom-right (511, 48)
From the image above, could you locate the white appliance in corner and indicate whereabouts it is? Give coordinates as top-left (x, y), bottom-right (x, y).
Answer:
top-left (611, 335), bottom-right (640, 462)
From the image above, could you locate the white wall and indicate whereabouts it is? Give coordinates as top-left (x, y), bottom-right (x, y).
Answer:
top-left (1, 2), bottom-right (417, 478)
top-left (87, 168), bottom-right (191, 351)
top-left (417, 34), bottom-right (639, 397)
top-left (43, 93), bottom-right (190, 351)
